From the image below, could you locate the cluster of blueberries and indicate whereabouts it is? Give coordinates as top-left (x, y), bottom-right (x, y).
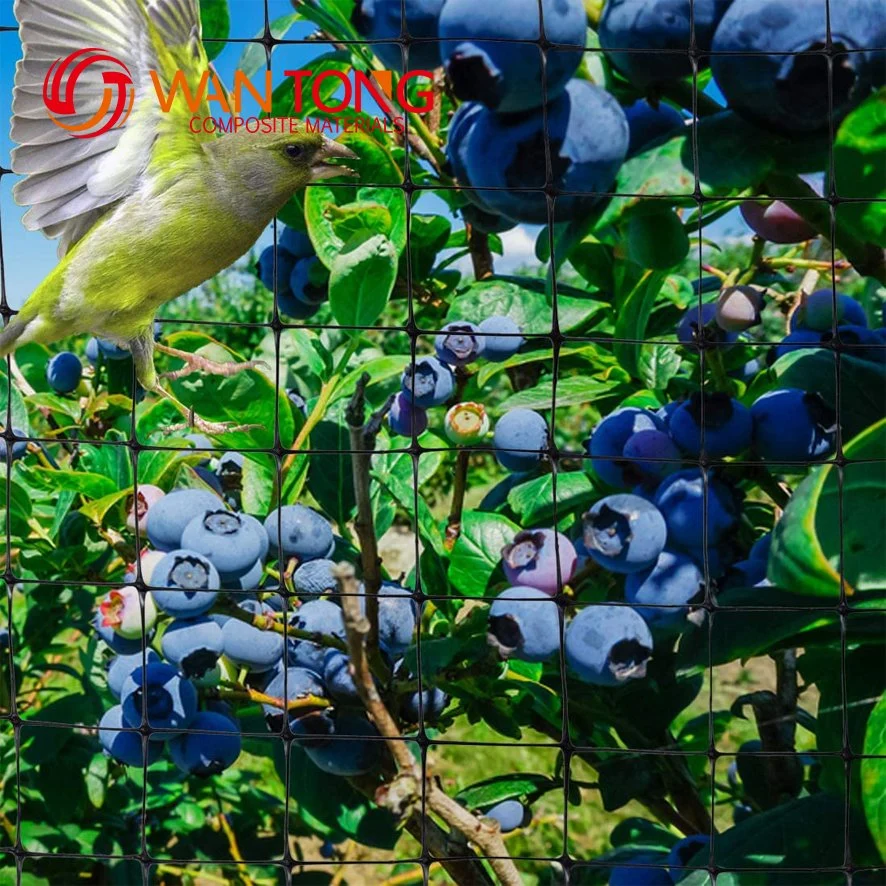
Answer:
top-left (391, 315), bottom-right (524, 440)
top-left (257, 227), bottom-right (330, 321)
top-left (93, 477), bottom-right (440, 780)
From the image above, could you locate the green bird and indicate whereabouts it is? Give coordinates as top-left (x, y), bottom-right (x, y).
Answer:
top-left (2, 0), bottom-right (356, 434)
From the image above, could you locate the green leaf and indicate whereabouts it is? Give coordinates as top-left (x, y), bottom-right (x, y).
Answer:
top-left (329, 234), bottom-right (398, 328)
top-left (305, 185), bottom-right (348, 270)
top-left (638, 343), bottom-right (682, 391)
top-left (833, 90), bottom-right (886, 246)
top-left (770, 419), bottom-right (886, 598)
top-left (456, 773), bottom-right (558, 811)
top-left (613, 271), bottom-right (669, 377)
top-left (862, 690), bottom-right (886, 862)
top-left (199, 0), bottom-right (230, 60)
top-left (237, 13), bottom-right (301, 77)
top-left (306, 423), bottom-right (356, 525)
top-left (24, 468), bottom-right (117, 501)
top-left (498, 373), bottom-right (631, 414)
top-left (449, 511), bottom-right (521, 596)
top-left (0, 368), bottom-right (31, 434)
top-left (507, 472), bottom-right (594, 527)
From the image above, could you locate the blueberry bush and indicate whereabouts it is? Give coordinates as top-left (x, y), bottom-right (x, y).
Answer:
top-left (1, 0), bottom-right (885, 884)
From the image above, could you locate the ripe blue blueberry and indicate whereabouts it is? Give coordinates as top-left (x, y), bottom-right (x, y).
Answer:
top-left (751, 388), bottom-right (837, 461)
top-left (145, 489), bottom-right (224, 552)
top-left (400, 685), bottom-right (449, 724)
top-left (107, 650), bottom-right (160, 699)
top-left (717, 0), bottom-right (886, 132)
top-left (46, 351), bottom-right (83, 394)
top-left (667, 834), bottom-right (711, 877)
top-left (85, 337), bottom-right (100, 364)
top-left (484, 799), bottom-right (530, 833)
top-left (836, 325), bottom-right (886, 363)
top-left (99, 705), bottom-right (161, 767)
top-left (478, 316), bottom-right (524, 362)
top-left (288, 599), bottom-right (347, 673)
top-left (439, 0), bottom-right (586, 114)
top-left (290, 256), bottom-right (329, 306)
top-left (609, 858), bottom-right (672, 886)
top-left (586, 407), bottom-right (663, 488)
top-left (97, 338), bottom-right (131, 360)
top-left (375, 582), bottom-right (418, 656)
top-left (169, 711), bottom-right (243, 777)
top-left (677, 302), bottom-right (736, 346)
top-left (352, 0), bottom-right (444, 71)
top-left (151, 550), bottom-right (220, 616)
top-left (304, 712), bottom-right (382, 776)
top-left (264, 505), bottom-right (335, 562)
top-left (294, 559), bottom-right (339, 596)
top-left (565, 605), bottom-right (653, 686)
top-left (221, 600), bottom-right (285, 673)
top-left (774, 328), bottom-right (828, 360)
top-left (502, 528), bottom-right (577, 595)
top-left (462, 204), bottom-right (516, 234)
top-left (258, 243), bottom-right (298, 295)
top-left (262, 666), bottom-right (327, 730)
top-left (621, 429), bottom-right (681, 483)
top-left (225, 558), bottom-right (264, 592)
top-left (624, 549), bottom-right (704, 633)
top-left (279, 227), bottom-right (314, 259)
top-left (161, 617), bottom-right (224, 679)
top-left (749, 533), bottom-right (771, 563)
top-left (181, 510), bottom-right (265, 580)
top-left (653, 469), bottom-right (740, 550)
top-left (463, 81), bottom-right (629, 223)
top-left (401, 356), bottom-right (456, 408)
top-left (0, 428), bottom-right (28, 463)
top-left (435, 322), bottom-right (485, 366)
top-left (583, 494), bottom-right (668, 574)
top-left (721, 558), bottom-right (769, 591)
top-left (493, 408), bottom-right (549, 472)
top-left (278, 287), bottom-right (322, 321)
top-left (323, 650), bottom-right (359, 704)
top-left (624, 99), bottom-right (685, 157)
top-left (389, 392), bottom-right (429, 437)
top-left (600, 0), bottom-right (732, 87)
top-left (488, 587), bottom-right (561, 663)
top-left (120, 661), bottom-right (198, 738)
top-left (791, 290), bottom-right (868, 332)
top-left (669, 393), bottom-right (753, 458)
top-left (216, 451), bottom-right (244, 482)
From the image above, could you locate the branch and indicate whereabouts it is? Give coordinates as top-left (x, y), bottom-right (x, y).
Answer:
top-left (467, 225), bottom-right (495, 280)
top-left (221, 604), bottom-right (349, 652)
top-left (445, 450), bottom-right (470, 550)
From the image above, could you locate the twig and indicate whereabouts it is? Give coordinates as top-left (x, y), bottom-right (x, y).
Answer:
top-left (467, 225), bottom-right (495, 280)
top-left (445, 450), bottom-right (470, 550)
top-left (222, 604), bottom-right (349, 652)
top-left (217, 685), bottom-right (330, 714)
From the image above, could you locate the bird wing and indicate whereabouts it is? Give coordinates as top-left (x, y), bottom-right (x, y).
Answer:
top-left (11, 0), bottom-right (214, 257)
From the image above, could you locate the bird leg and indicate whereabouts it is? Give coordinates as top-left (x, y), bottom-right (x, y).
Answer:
top-left (155, 343), bottom-right (269, 381)
top-left (130, 331), bottom-right (262, 437)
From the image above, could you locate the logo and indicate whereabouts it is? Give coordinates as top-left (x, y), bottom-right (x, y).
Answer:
top-left (43, 48), bottom-right (135, 139)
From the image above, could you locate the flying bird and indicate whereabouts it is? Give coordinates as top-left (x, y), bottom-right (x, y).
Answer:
top-left (2, 0), bottom-right (356, 433)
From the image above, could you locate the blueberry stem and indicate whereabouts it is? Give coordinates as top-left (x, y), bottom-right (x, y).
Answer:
top-left (445, 450), bottom-right (471, 549)
top-left (216, 685), bottom-right (330, 714)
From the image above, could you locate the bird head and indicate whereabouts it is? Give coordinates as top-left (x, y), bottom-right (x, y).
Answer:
top-left (210, 130), bottom-right (358, 218)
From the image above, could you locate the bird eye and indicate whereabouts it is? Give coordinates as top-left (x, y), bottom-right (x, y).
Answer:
top-left (285, 144), bottom-right (303, 159)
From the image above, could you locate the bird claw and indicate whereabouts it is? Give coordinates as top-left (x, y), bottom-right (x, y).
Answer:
top-left (161, 412), bottom-right (263, 437)
top-left (156, 344), bottom-right (270, 381)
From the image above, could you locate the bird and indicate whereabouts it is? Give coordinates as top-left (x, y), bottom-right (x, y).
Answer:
top-left (3, 0), bottom-right (357, 434)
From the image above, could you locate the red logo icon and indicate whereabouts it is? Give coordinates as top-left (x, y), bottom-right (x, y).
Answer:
top-left (42, 48), bottom-right (135, 139)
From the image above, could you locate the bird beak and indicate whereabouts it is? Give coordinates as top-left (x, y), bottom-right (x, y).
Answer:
top-left (312, 137), bottom-right (359, 180)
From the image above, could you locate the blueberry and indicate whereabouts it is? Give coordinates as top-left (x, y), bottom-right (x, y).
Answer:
top-left (774, 328), bottom-right (828, 360)
top-left (293, 559), bottom-right (339, 596)
top-left (624, 549), bottom-right (704, 633)
top-left (151, 550), bottom-right (220, 617)
top-left (107, 650), bottom-right (160, 699)
top-left (169, 711), bottom-right (242, 776)
top-left (288, 390), bottom-right (309, 417)
top-left (667, 834), bottom-right (711, 877)
top-left (621, 429), bottom-right (681, 483)
top-left (320, 840), bottom-right (337, 860)
top-left (751, 388), bottom-right (837, 461)
top-left (389, 392), bottom-right (429, 437)
top-left (374, 582), bottom-right (417, 656)
top-left (221, 601), bottom-right (285, 673)
top-left (749, 533), bottom-right (772, 563)
top-left (692, 276), bottom-right (723, 296)
top-left (352, 0), bottom-right (444, 71)
top-left (653, 469), bottom-right (740, 549)
top-left (261, 665), bottom-right (327, 729)
top-left (264, 505), bottom-right (335, 562)
top-left (440, 0), bottom-right (586, 114)
top-left (288, 599), bottom-right (347, 672)
top-left (145, 489), bottom-right (223, 552)
top-left (462, 81), bottom-right (629, 223)
top-left (711, 0), bottom-right (886, 134)
top-left (669, 393), bottom-right (753, 458)
top-left (93, 610), bottom-right (144, 654)
top-left (304, 712), bottom-right (382, 776)
top-left (225, 558), bottom-right (264, 592)
top-left (46, 351), bottom-right (83, 394)
top-left (0, 428), bottom-right (28, 463)
top-left (401, 356), bottom-right (456, 408)
top-left (565, 605), bottom-right (653, 686)
top-left (834, 325), bottom-right (886, 363)
top-left (290, 256), bottom-right (329, 306)
top-left (791, 290), bottom-right (868, 332)
top-left (435, 322), bottom-right (485, 366)
top-left (85, 337), bottom-right (100, 364)
top-left (124, 492), bottom-right (164, 542)
top-left (323, 650), bottom-right (360, 704)
top-left (484, 799), bottom-right (530, 832)
top-left (181, 510), bottom-right (265, 580)
top-left (478, 316), bottom-right (524, 362)
top-left (124, 549), bottom-right (168, 586)
top-left (624, 99), bottom-right (685, 157)
top-left (677, 302), bottom-right (737, 347)
top-left (600, 0), bottom-right (732, 87)
top-left (161, 617), bottom-right (224, 679)
top-left (241, 513), bottom-right (270, 562)
top-left (258, 243), bottom-right (298, 294)
top-left (445, 401), bottom-right (490, 445)
top-left (493, 408), bottom-right (549, 472)
top-left (278, 287), bottom-right (322, 321)
top-left (586, 407), bottom-right (663, 488)
top-left (97, 338), bottom-right (131, 360)
top-left (488, 587), bottom-right (561, 663)
top-left (501, 528), bottom-right (577, 595)
top-left (740, 200), bottom-right (817, 244)
top-left (445, 102), bottom-right (488, 198)
top-left (99, 705), bottom-right (161, 767)
top-left (279, 227), bottom-right (314, 259)
top-left (715, 286), bottom-right (764, 332)
top-left (609, 858), bottom-right (672, 886)
top-left (721, 558), bottom-right (769, 591)
top-left (216, 451), bottom-right (244, 481)
top-left (400, 685), bottom-right (449, 724)
top-left (583, 495), bottom-right (668, 574)
top-left (98, 586), bottom-right (158, 640)
top-left (120, 661), bottom-right (198, 738)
